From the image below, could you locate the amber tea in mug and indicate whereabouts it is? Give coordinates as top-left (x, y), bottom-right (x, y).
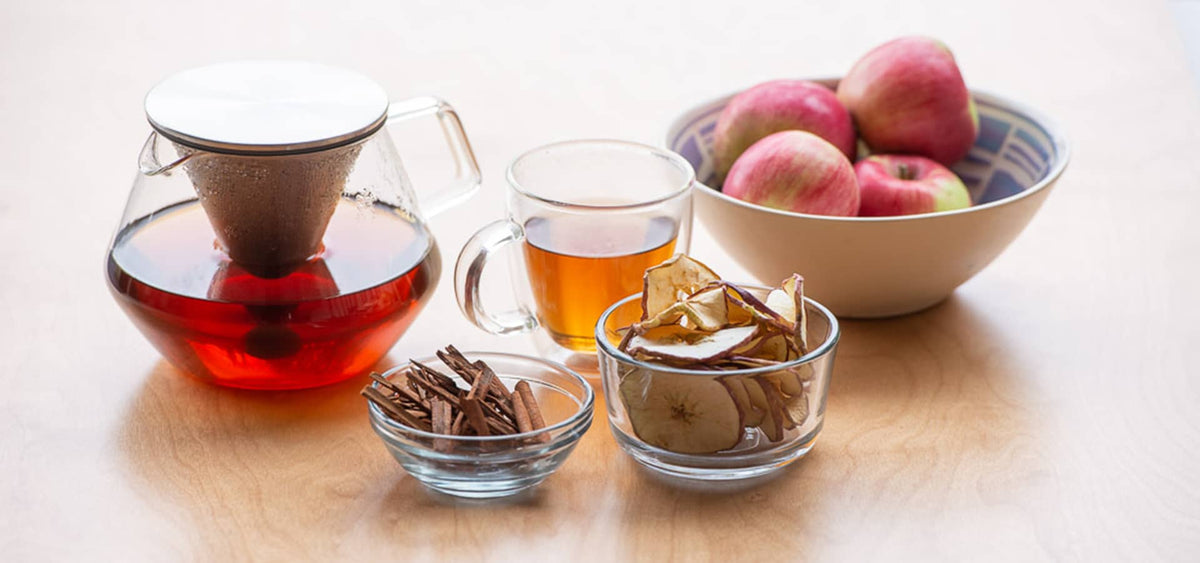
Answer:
top-left (523, 215), bottom-right (679, 351)
top-left (456, 140), bottom-right (694, 367)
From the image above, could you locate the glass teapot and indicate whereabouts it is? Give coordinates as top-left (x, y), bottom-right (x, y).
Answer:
top-left (105, 61), bottom-right (480, 390)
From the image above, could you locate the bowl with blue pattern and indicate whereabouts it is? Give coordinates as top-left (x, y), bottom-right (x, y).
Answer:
top-left (667, 79), bottom-right (1069, 318)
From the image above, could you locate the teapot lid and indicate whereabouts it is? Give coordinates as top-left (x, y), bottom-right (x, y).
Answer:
top-left (144, 60), bottom-right (388, 155)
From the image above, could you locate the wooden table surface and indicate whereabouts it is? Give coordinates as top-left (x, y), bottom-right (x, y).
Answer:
top-left (3, 0), bottom-right (1199, 560)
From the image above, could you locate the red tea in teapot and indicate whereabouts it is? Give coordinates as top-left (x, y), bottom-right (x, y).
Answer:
top-left (107, 199), bottom-right (439, 389)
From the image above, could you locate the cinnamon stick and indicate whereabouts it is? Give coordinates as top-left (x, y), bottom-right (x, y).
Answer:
top-left (405, 369), bottom-right (466, 409)
top-left (430, 398), bottom-right (453, 452)
top-left (410, 361), bottom-right (460, 394)
top-left (369, 371), bottom-right (402, 393)
top-left (461, 397), bottom-right (491, 436)
top-left (406, 371), bottom-right (517, 434)
top-left (466, 362), bottom-right (496, 402)
top-left (371, 372), bottom-right (430, 413)
top-left (443, 347), bottom-right (507, 389)
top-left (512, 392), bottom-right (534, 434)
top-left (474, 359), bottom-right (515, 401)
top-left (362, 346), bottom-right (548, 447)
top-left (441, 346), bottom-right (515, 407)
top-left (514, 381), bottom-right (546, 430)
top-left (436, 346), bottom-right (473, 374)
top-left (478, 399), bottom-right (515, 428)
top-left (514, 380), bottom-right (551, 443)
top-left (362, 386), bottom-right (430, 431)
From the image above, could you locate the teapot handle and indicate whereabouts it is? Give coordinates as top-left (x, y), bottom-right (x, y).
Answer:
top-left (385, 97), bottom-right (482, 217)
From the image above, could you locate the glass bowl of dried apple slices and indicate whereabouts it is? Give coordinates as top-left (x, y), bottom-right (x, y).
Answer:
top-left (595, 255), bottom-right (840, 480)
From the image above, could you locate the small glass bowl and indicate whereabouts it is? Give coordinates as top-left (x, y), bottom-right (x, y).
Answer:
top-left (365, 352), bottom-right (594, 498)
top-left (595, 286), bottom-right (840, 481)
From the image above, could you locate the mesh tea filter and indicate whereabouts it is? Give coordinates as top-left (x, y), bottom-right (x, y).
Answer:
top-left (145, 61), bottom-right (389, 277)
top-left (179, 143), bottom-right (362, 276)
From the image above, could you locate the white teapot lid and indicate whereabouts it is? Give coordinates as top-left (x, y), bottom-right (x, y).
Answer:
top-left (144, 60), bottom-right (388, 154)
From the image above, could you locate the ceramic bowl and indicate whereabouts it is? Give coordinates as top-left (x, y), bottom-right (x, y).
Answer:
top-left (666, 79), bottom-right (1070, 318)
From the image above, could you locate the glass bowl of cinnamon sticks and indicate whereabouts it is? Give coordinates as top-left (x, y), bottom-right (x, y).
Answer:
top-left (363, 347), bottom-right (594, 498)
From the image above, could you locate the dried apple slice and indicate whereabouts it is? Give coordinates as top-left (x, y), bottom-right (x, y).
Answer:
top-left (767, 366), bottom-right (809, 397)
top-left (756, 377), bottom-right (796, 430)
top-left (626, 323), bottom-right (697, 345)
top-left (780, 274), bottom-right (808, 353)
top-left (719, 375), bottom-right (763, 427)
top-left (747, 332), bottom-right (792, 362)
top-left (744, 374), bottom-right (782, 436)
top-left (783, 391), bottom-right (810, 428)
top-left (765, 288), bottom-right (796, 326)
top-left (626, 325), bottom-right (758, 363)
top-left (722, 356), bottom-right (778, 368)
top-left (634, 302), bottom-right (688, 331)
top-left (641, 254), bottom-right (720, 320)
top-left (722, 282), bottom-right (786, 322)
top-left (729, 332), bottom-right (764, 357)
top-left (679, 284), bottom-right (729, 331)
top-left (748, 377), bottom-right (784, 442)
top-left (636, 284), bottom-right (728, 333)
top-left (620, 369), bottom-right (743, 454)
top-left (720, 283), bottom-right (793, 334)
top-left (615, 326), bottom-right (636, 351)
top-left (743, 376), bottom-right (769, 417)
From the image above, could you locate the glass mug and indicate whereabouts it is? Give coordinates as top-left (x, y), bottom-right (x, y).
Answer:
top-left (455, 140), bottom-right (695, 369)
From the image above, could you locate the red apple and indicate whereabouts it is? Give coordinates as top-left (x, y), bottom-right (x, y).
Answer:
top-left (854, 155), bottom-right (970, 216)
top-left (714, 80), bottom-right (856, 183)
top-left (837, 37), bottom-right (978, 166)
top-left (723, 131), bottom-right (859, 216)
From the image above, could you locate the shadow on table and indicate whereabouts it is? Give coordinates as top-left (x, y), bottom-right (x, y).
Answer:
top-left (361, 296), bottom-right (1037, 558)
top-left (593, 294), bottom-right (1038, 559)
top-left (116, 357), bottom-right (396, 559)
top-left (828, 293), bottom-right (1032, 430)
top-left (116, 295), bottom-right (1036, 558)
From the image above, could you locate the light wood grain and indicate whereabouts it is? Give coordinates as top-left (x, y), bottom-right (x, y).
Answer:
top-left (2, 0), bottom-right (1199, 560)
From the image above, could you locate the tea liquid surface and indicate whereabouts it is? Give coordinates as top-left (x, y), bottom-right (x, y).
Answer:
top-left (523, 216), bottom-right (677, 351)
top-left (107, 199), bottom-right (439, 389)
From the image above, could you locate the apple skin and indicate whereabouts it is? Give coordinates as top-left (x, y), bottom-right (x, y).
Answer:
top-left (854, 154), bottom-right (971, 216)
top-left (723, 130), bottom-right (860, 216)
top-left (837, 37), bottom-right (978, 166)
top-left (714, 80), bottom-right (856, 182)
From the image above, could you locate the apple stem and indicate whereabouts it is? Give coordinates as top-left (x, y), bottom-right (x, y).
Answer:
top-left (896, 163), bottom-right (916, 180)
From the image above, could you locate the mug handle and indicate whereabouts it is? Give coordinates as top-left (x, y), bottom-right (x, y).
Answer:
top-left (386, 97), bottom-right (482, 217)
top-left (454, 219), bottom-right (538, 335)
